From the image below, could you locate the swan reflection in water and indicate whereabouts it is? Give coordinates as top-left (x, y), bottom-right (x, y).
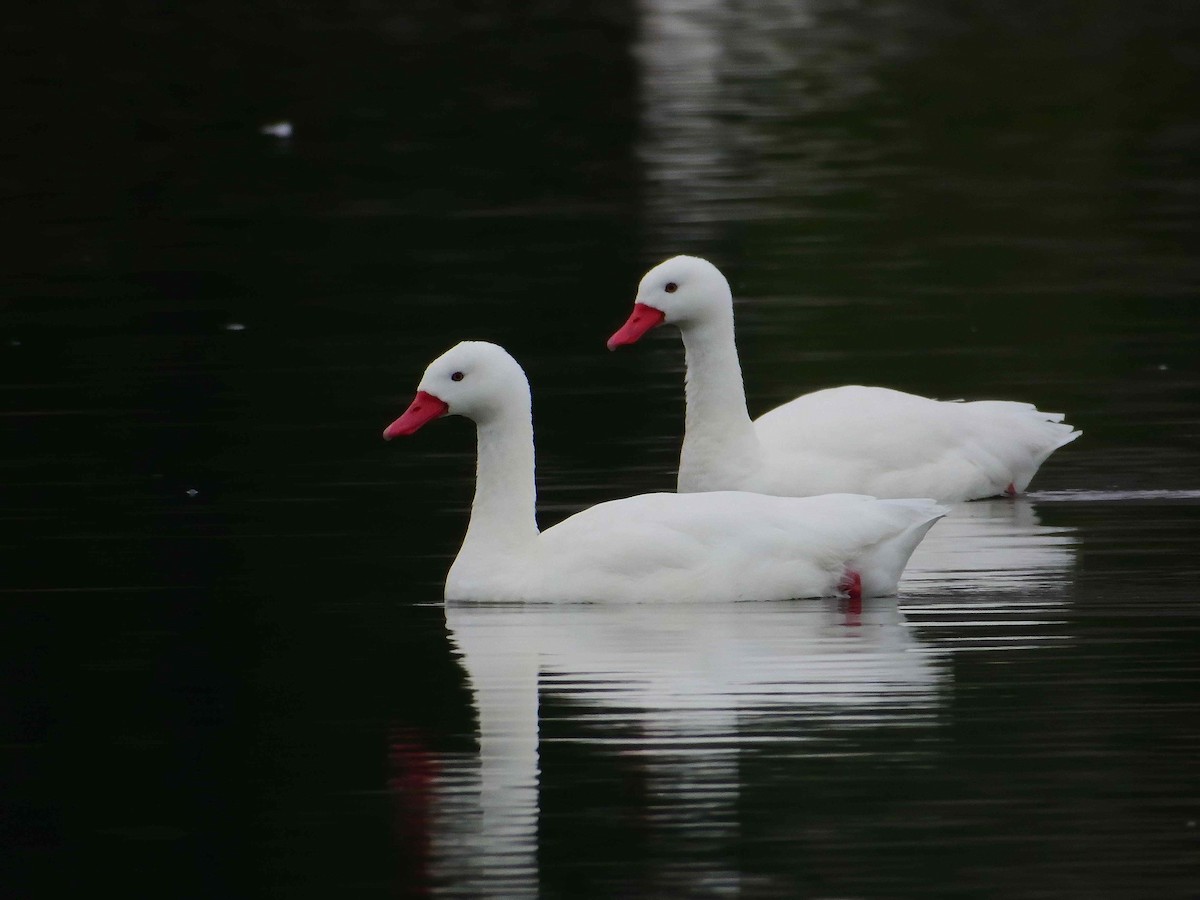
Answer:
top-left (904, 498), bottom-right (1078, 593)
top-left (410, 595), bottom-right (940, 896)
top-left (393, 498), bottom-right (1077, 895)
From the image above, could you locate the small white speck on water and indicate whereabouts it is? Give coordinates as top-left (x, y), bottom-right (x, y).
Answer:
top-left (1188, 820), bottom-right (1197, 828)
top-left (186, 488), bottom-right (199, 498)
top-left (9, 339), bottom-right (20, 347)
top-left (225, 322), bottom-right (246, 332)
top-left (260, 121), bottom-right (293, 139)
top-left (1157, 363), bottom-right (1169, 371)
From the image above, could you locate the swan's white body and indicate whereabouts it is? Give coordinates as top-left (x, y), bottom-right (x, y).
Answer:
top-left (450, 489), bottom-right (944, 603)
top-left (609, 257), bottom-right (1080, 502)
top-left (720, 385), bottom-right (1077, 501)
top-left (385, 342), bottom-right (945, 603)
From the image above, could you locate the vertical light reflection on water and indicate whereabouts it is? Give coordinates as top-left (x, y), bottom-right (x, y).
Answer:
top-left (633, 0), bottom-right (809, 245)
top-left (634, 0), bottom-right (729, 245)
top-left (430, 595), bottom-right (946, 895)
top-left (633, 0), bottom-right (901, 250)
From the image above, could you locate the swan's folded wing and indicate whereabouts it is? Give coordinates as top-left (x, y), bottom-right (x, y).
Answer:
top-left (754, 386), bottom-right (1079, 499)
top-left (535, 491), bottom-right (942, 602)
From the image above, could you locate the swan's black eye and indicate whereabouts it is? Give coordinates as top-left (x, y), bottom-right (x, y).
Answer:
top-left (665, 282), bottom-right (678, 293)
top-left (451, 371), bottom-right (464, 382)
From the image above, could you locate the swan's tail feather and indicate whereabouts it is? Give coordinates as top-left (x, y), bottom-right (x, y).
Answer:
top-left (1055, 428), bottom-right (1083, 448)
top-left (1014, 420), bottom-right (1081, 491)
top-left (963, 401), bottom-right (1081, 495)
top-left (854, 500), bottom-right (946, 597)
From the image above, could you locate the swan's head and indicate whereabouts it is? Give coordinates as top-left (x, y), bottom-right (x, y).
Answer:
top-left (383, 341), bottom-right (530, 439)
top-left (607, 255), bottom-right (732, 350)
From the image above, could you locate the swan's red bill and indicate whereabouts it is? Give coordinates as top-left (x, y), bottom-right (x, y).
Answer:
top-left (383, 391), bottom-right (449, 440)
top-left (607, 303), bottom-right (666, 350)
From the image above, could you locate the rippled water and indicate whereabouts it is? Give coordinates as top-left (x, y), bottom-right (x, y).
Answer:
top-left (6, 1), bottom-right (1200, 897)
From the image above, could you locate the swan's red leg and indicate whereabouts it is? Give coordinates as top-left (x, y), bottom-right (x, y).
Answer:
top-left (1005, 482), bottom-right (1017, 496)
top-left (838, 570), bottom-right (863, 624)
top-left (838, 570), bottom-right (862, 601)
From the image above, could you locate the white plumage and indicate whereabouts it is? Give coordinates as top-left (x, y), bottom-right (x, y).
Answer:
top-left (383, 341), bottom-right (945, 603)
top-left (609, 256), bottom-right (1080, 502)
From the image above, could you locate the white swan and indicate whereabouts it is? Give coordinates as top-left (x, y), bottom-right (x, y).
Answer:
top-left (608, 256), bottom-right (1081, 502)
top-left (382, 341), bottom-right (945, 603)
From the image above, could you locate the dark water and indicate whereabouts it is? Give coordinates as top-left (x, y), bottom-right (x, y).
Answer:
top-left (5, 1), bottom-right (1200, 897)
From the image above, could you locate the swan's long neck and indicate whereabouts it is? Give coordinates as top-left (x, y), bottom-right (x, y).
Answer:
top-left (462, 405), bottom-right (540, 553)
top-left (678, 312), bottom-right (760, 488)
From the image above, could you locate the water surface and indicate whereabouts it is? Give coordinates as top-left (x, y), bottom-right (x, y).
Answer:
top-left (5, 1), bottom-right (1199, 897)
